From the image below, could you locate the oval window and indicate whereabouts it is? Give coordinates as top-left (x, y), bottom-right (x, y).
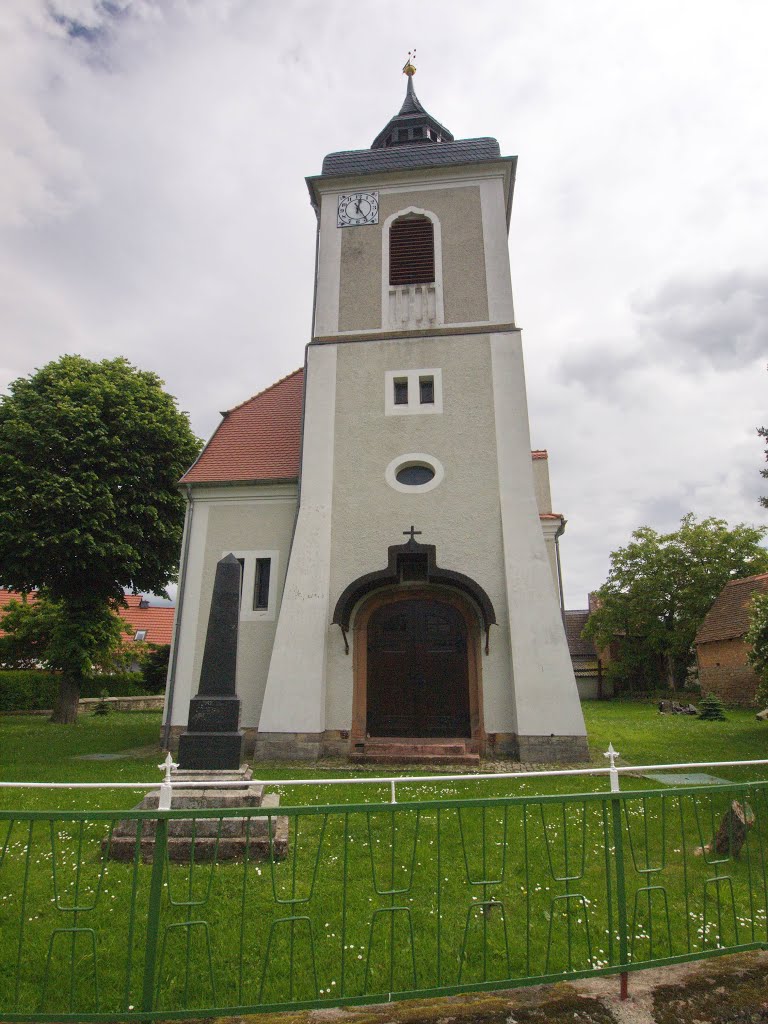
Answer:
top-left (396, 464), bottom-right (435, 486)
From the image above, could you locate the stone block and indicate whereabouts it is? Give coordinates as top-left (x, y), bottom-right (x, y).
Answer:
top-left (187, 696), bottom-right (241, 733)
top-left (178, 731), bottom-right (243, 771)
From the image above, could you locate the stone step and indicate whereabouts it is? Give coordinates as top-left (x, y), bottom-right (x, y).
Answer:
top-left (350, 752), bottom-right (480, 766)
top-left (106, 828), bottom-right (288, 863)
top-left (139, 783), bottom-right (264, 811)
top-left (105, 791), bottom-right (287, 862)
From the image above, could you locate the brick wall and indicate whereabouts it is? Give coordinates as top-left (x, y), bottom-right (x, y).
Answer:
top-left (697, 638), bottom-right (760, 706)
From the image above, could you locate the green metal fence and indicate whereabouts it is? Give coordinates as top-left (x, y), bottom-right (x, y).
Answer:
top-left (1, 781), bottom-right (767, 1021)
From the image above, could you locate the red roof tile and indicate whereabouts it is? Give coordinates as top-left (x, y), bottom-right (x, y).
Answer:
top-left (179, 368), bottom-right (552, 487)
top-left (181, 369), bottom-right (304, 485)
top-left (119, 595), bottom-right (175, 646)
top-left (0, 589), bottom-right (175, 647)
top-left (695, 573), bottom-right (768, 645)
top-left (531, 450), bottom-right (548, 460)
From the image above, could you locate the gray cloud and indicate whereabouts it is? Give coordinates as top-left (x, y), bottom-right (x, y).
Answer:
top-left (3, 0), bottom-right (768, 608)
top-left (633, 270), bottom-right (768, 369)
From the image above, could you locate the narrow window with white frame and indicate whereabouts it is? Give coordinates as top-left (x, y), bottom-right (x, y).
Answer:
top-left (385, 368), bottom-right (442, 416)
top-left (225, 550), bottom-right (279, 621)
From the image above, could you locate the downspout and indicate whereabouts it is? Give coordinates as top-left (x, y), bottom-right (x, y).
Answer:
top-left (162, 484), bottom-right (194, 750)
top-left (555, 517), bottom-right (566, 627)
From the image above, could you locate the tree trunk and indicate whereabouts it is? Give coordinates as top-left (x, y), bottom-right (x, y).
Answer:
top-left (712, 800), bottom-right (755, 859)
top-left (665, 653), bottom-right (677, 692)
top-left (50, 673), bottom-right (80, 724)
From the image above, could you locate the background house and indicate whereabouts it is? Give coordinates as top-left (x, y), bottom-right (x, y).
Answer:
top-left (0, 589), bottom-right (174, 669)
top-left (695, 573), bottom-right (768, 705)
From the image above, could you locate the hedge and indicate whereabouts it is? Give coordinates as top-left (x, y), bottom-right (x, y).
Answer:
top-left (0, 671), bottom-right (150, 713)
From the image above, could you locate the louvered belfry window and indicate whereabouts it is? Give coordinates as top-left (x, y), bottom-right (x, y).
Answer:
top-left (389, 215), bottom-right (435, 286)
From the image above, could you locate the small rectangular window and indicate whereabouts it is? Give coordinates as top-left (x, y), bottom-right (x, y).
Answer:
top-left (394, 378), bottom-right (409, 405)
top-left (236, 557), bottom-right (245, 600)
top-left (419, 376), bottom-right (434, 404)
top-left (134, 629), bottom-right (147, 642)
top-left (254, 558), bottom-right (271, 610)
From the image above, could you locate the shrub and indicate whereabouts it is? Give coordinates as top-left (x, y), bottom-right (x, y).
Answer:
top-left (141, 645), bottom-right (170, 694)
top-left (699, 692), bottom-right (727, 721)
top-left (0, 670), bottom-right (148, 712)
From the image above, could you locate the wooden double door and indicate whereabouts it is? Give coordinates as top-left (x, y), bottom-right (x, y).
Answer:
top-left (366, 597), bottom-right (471, 738)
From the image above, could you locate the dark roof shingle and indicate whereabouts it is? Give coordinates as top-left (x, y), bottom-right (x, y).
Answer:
top-left (564, 610), bottom-right (597, 660)
top-left (320, 138), bottom-right (503, 177)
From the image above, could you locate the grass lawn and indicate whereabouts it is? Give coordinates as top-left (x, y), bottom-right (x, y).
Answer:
top-left (0, 699), bottom-right (766, 810)
top-left (1, 702), bottom-right (767, 1018)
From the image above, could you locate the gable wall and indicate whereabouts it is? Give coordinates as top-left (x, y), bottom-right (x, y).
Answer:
top-left (697, 637), bottom-right (761, 706)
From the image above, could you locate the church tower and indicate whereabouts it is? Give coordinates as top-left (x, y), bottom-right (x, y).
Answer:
top-left (251, 64), bottom-right (588, 762)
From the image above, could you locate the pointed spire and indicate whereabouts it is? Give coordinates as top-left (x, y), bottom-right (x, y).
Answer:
top-left (370, 55), bottom-right (454, 150)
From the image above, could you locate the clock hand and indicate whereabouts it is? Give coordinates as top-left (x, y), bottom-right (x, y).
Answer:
top-left (354, 200), bottom-right (362, 215)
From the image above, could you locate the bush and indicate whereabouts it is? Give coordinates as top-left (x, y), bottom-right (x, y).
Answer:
top-left (0, 670), bottom-right (148, 712)
top-left (699, 692), bottom-right (727, 721)
top-left (0, 670), bottom-right (59, 712)
top-left (141, 645), bottom-right (170, 693)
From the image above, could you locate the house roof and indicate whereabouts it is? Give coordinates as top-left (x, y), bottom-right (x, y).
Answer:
top-left (0, 589), bottom-right (175, 646)
top-left (564, 609), bottom-right (597, 661)
top-left (119, 595), bottom-right (175, 645)
top-left (181, 367), bottom-right (553, 489)
top-left (180, 368), bottom-right (304, 485)
top-left (695, 573), bottom-right (768, 645)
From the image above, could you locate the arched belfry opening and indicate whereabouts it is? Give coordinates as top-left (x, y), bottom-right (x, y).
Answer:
top-left (389, 214), bottom-right (435, 286)
top-left (332, 533), bottom-right (495, 752)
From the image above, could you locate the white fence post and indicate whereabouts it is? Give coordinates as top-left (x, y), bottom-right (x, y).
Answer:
top-left (604, 743), bottom-right (621, 794)
top-left (157, 752), bottom-right (179, 810)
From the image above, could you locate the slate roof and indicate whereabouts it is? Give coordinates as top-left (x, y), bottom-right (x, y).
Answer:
top-left (0, 590), bottom-right (174, 646)
top-left (180, 369), bottom-right (304, 485)
top-left (564, 610), bottom-right (597, 661)
top-left (321, 137), bottom-right (502, 178)
top-left (695, 573), bottom-right (768, 645)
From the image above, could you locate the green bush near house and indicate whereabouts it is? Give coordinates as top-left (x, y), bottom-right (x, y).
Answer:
top-left (0, 670), bottom-right (149, 712)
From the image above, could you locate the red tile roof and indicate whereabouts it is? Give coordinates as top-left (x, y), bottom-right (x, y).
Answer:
top-left (119, 595), bottom-right (175, 645)
top-left (0, 590), bottom-right (175, 646)
top-left (181, 369), bottom-right (304, 485)
top-left (179, 368), bottom-right (552, 487)
top-left (695, 573), bottom-right (768, 645)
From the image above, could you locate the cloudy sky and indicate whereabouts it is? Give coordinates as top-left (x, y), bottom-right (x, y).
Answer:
top-left (1, 0), bottom-right (766, 607)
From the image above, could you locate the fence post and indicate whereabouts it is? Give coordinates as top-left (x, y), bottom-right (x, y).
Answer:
top-left (605, 744), bottom-right (629, 1000)
top-left (141, 759), bottom-right (174, 1012)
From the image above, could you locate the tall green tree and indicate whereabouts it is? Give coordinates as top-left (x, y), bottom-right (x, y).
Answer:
top-left (0, 355), bottom-right (201, 721)
top-left (746, 592), bottom-right (768, 708)
top-left (759, 423), bottom-right (768, 509)
top-left (585, 514), bottom-right (768, 691)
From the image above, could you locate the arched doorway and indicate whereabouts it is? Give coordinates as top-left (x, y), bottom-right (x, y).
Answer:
top-left (351, 587), bottom-right (484, 745)
top-left (367, 597), bottom-right (470, 737)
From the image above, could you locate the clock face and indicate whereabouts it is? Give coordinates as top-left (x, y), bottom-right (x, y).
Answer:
top-left (337, 191), bottom-right (379, 227)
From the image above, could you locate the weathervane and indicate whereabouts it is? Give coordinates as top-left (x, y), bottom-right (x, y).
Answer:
top-left (403, 50), bottom-right (417, 76)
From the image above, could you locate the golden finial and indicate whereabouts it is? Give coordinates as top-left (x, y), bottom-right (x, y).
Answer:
top-left (402, 50), bottom-right (417, 76)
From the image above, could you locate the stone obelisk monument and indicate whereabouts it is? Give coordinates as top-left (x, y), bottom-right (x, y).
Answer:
top-left (178, 553), bottom-right (244, 770)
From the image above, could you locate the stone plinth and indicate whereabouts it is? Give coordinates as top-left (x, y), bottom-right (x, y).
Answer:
top-left (105, 767), bottom-right (288, 863)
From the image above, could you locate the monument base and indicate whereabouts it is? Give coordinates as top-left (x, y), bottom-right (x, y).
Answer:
top-left (106, 766), bottom-right (288, 863)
